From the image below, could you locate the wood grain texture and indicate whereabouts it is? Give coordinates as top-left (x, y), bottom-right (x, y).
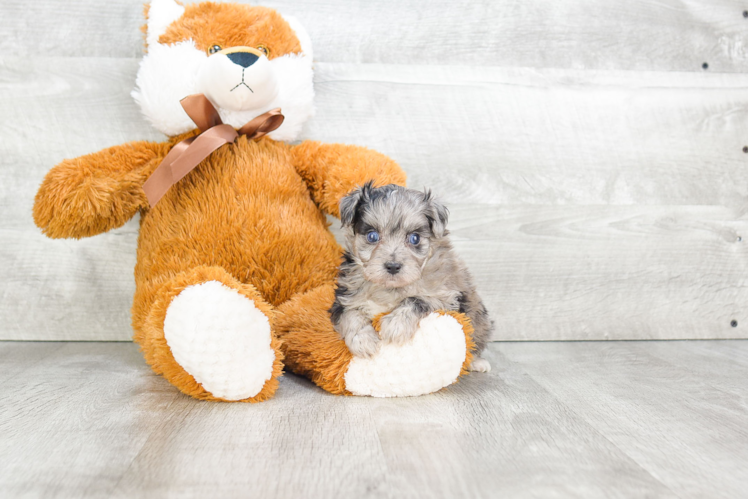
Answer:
top-left (2, 340), bottom-right (747, 497)
top-left (446, 204), bottom-right (748, 341)
top-left (0, 341), bottom-right (64, 385)
top-left (498, 340), bottom-right (748, 498)
top-left (643, 340), bottom-right (748, 397)
top-left (3, 57), bottom-right (748, 341)
top-left (2, 0), bottom-right (747, 73)
top-left (308, 63), bottom-right (748, 206)
top-left (0, 342), bottom-right (184, 497)
top-left (0, 341), bottom-right (678, 498)
top-left (0, 57), bottom-right (158, 341)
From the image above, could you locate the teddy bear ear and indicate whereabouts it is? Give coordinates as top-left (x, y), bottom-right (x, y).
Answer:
top-left (144, 0), bottom-right (185, 48)
top-left (280, 14), bottom-right (314, 60)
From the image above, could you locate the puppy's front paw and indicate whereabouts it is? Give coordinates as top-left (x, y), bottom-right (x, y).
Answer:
top-left (346, 325), bottom-right (381, 358)
top-left (469, 357), bottom-right (491, 373)
top-left (379, 313), bottom-right (419, 346)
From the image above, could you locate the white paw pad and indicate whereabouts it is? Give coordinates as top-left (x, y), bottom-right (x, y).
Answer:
top-left (469, 357), bottom-right (491, 373)
top-left (163, 281), bottom-right (275, 400)
top-left (344, 313), bottom-right (467, 397)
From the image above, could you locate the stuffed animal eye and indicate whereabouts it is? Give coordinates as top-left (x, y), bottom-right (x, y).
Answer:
top-left (408, 233), bottom-right (420, 245)
top-left (257, 45), bottom-right (270, 56)
top-left (366, 231), bottom-right (380, 244)
top-left (209, 44), bottom-right (222, 55)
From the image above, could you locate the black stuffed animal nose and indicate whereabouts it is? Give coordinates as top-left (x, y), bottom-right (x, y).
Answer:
top-left (384, 261), bottom-right (402, 275)
top-left (227, 51), bottom-right (259, 68)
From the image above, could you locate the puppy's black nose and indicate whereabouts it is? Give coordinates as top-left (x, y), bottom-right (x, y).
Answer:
top-left (384, 261), bottom-right (402, 275)
top-left (227, 51), bottom-right (259, 68)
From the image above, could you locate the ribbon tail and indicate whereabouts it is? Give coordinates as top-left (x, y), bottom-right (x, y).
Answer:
top-left (169, 124), bottom-right (238, 183)
top-left (143, 138), bottom-right (193, 207)
top-left (143, 124), bottom-right (236, 207)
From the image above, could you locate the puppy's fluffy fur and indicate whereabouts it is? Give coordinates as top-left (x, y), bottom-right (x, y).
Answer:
top-left (331, 182), bottom-right (493, 372)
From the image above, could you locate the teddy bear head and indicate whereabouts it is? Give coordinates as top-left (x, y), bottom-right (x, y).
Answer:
top-left (132, 0), bottom-right (314, 141)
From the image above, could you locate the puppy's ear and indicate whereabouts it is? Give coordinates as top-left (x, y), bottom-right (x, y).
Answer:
top-left (423, 189), bottom-right (449, 238)
top-left (340, 181), bottom-right (375, 226)
top-left (339, 190), bottom-right (361, 227)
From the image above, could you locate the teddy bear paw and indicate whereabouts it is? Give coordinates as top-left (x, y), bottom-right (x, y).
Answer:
top-left (344, 313), bottom-right (468, 397)
top-left (163, 280), bottom-right (275, 400)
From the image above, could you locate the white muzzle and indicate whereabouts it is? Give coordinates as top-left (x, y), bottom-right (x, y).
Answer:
top-left (197, 47), bottom-right (279, 112)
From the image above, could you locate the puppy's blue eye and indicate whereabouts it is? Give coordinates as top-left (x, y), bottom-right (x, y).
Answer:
top-left (366, 231), bottom-right (380, 243)
top-left (408, 233), bottom-right (420, 245)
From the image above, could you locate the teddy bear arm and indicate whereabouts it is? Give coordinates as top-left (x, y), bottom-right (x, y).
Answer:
top-left (33, 140), bottom-right (169, 239)
top-left (291, 141), bottom-right (407, 217)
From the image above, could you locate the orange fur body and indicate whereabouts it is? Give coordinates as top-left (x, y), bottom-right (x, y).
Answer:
top-left (34, 133), bottom-right (407, 400)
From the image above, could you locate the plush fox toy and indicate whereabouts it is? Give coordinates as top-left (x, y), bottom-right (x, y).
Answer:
top-left (33, 0), bottom-right (475, 401)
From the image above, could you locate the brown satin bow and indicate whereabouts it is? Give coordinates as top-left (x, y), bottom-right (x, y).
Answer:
top-left (143, 94), bottom-right (284, 207)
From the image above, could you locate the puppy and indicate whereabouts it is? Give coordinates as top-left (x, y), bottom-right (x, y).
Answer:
top-left (330, 182), bottom-right (493, 372)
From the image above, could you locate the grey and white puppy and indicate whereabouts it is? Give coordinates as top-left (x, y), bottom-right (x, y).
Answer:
top-left (330, 182), bottom-right (493, 372)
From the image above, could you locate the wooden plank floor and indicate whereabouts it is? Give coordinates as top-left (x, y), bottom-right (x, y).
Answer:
top-left (1, 340), bottom-right (746, 498)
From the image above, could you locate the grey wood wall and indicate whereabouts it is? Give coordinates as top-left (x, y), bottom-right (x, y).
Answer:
top-left (1, 0), bottom-right (747, 341)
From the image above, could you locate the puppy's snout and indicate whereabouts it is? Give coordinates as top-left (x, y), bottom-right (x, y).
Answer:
top-left (384, 261), bottom-right (402, 275)
top-left (227, 51), bottom-right (259, 68)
